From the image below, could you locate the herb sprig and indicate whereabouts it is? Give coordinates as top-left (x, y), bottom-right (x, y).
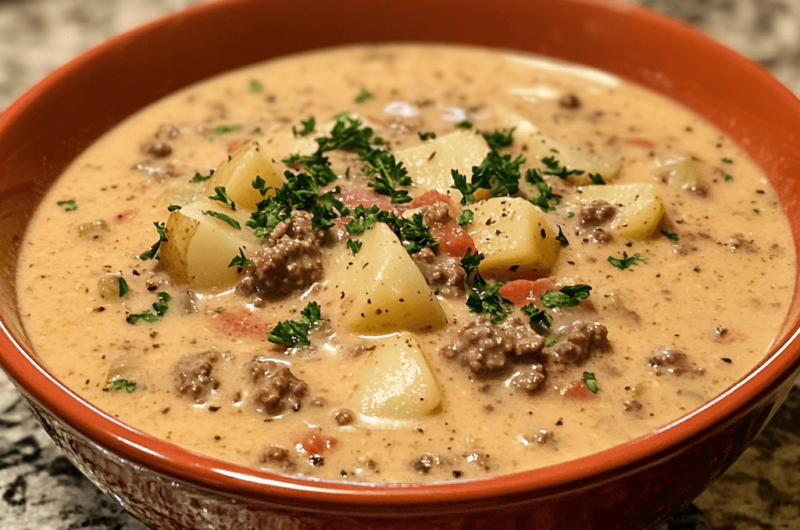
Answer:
top-left (268, 302), bottom-right (323, 347)
top-left (126, 292), bottom-right (171, 324)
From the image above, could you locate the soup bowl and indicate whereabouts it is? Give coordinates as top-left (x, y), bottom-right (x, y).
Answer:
top-left (1, 0), bottom-right (800, 528)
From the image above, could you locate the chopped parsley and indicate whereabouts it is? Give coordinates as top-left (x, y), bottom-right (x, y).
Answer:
top-left (293, 116), bottom-right (316, 137)
top-left (268, 302), bottom-right (323, 347)
top-left (418, 131), bottom-right (437, 141)
top-left (251, 126), bottom-right (262, 134)
top-left (344, 205), bottom-right (435, 254)
top-left (211, 124), bottom-right (240, 137)
top-left (541, 155), bottom-right (584, 179)
top-left (249, 79), bottom-right (264, 93)
top-left (109, 379), bottom-right (138, 393)
top-left (541, 285), bottom-right (592, 308)
top-left (167, 204), bottom-right (182, 212)
top-left (118, 277), bottom-right (129, 298)
top-left (608, 252), bottom-right (644, 270)
top-left (251, 175), bottom-right (271, 197)
top-left (452, 150), bottom-right (525, 205)
top-left (228, 248), bottom-right (253, 271)
top-left (139, 222), bottom-right (167, 260)
top-left (583, 372), bottom-right (599, 393)
top-left (567, 211), bottom-right (575, 219)
top-left (359, 148), bottom-right (412, 204)
top-left (722, 157), bottom-right (733, 164)
top-left (456, 121), bottom-right (473, 129)
top-left (526, 168), bottom-right (562, 213)
top-left (215, 307), bottom-right (225, 313)
top-left (481, 128), bottom-right (515, 150)
top-left (694, 266), bottom-right (701, 272)
top-left (588, 173), bottom-right (606, 185)
top-left (202, 210), bottom-right (241, 230)
top-left (57, 199), bottom-right (77, 212)
top-left (521, 304), bottom-right (553, 328)
top-left (126, 292), bottom-right (171, 324)
top-left (724, 174), bottom-right (734, 182)
top-left (467, 272), bottom-right (513, 324)
top-left (190, 169), bottom-right (215, 183)
top-left (354, 87), bottom-right (374, 103)
top-left (208, 186), bottom-right (236, 210)
top-left (457, 209), bottom-right (474, 228)
top-left (661, 229), bottom-right (679, 243)
top-left (555, 226), bottom-right (569, 246)
top-left (460, 248), bottom-right (484, 277)
top-left (347, 239), bottom-right (362, 254)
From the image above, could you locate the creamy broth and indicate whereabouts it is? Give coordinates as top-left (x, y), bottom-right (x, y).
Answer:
top-left (18, 45), bottom-right (795, 483)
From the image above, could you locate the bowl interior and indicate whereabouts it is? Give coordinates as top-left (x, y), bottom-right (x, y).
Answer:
top-left (1, 0), bottom-right (800, 507)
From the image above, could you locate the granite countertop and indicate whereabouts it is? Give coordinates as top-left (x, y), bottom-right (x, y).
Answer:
top-left (1, 1), bottom-right (799, 528)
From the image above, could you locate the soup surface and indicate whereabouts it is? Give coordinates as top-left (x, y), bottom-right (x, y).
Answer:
top-left (17, 44), bottom-right (795, 483)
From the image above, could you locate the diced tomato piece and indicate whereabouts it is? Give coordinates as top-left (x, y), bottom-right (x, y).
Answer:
top-left (498, 278), bottom-right (556, 306)
top-left (561, 380), bottom-right (596, 401)
top-left (207, 307), bottom-right (271, 341)
top-left (113, 209), bottom-right (138, 224)
top-left (295, 431), bottom-right (337, 455)
top-left (341, 188), bottom-right (395, 211)
top-left (411, 190), bottom-right (458, 218)
top-left (301, 100), bottom-right (314, 108)
top-left (624, 137), bottom-right (657, 150)
top-left (226, 140), bottom-right (241, 154)
top-left (717, 329), bottom-right (742, 345)
top-left (434, 225), bottom-right (476, 258)
top-left (365, 115), bottom-right (383, 126)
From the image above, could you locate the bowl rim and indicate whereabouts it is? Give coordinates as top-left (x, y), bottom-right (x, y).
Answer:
top-left (2, 0), bottom-right (800, 511)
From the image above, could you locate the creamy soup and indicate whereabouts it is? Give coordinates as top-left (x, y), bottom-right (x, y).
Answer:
top-left (17, 45), bottom-right (795, 483)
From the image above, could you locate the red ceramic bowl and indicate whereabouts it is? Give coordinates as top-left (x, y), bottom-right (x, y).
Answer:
top-left (1, 1), bottom-right (799, 528)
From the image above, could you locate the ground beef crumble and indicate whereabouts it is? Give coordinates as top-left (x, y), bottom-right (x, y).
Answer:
top-left (544, 320), bottom-right (609, 366)
top-left (174, 351), bottom-right (221, 403)
top-left (249, 358), bottom-right (308, 416)
top-left (649, 347), bottom-right (705, 376)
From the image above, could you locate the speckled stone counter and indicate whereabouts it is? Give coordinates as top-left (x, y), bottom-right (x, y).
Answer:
top-left (1, 1), bottom-right (799, 528)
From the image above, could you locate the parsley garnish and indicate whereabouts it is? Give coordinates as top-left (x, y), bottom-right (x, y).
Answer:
top-left (359, 149), bottom-right (412, 204)
top-left (452, 151), bottom-right (525, 205)
top-left (555, 226), bottom-right (569, 246)
top-left (109, 379), bottom-right (138, 393)
top-left (724, 174), bottom-right (733, 182)
top-left (568, 211), bottom-right (575, 219)
top-left (139, 222), bottom-right (167, 260)
top-left (126, 292), bottom-right (171, 324)
top-left (457, 209), bottom-right (474, 228)
top-left (694, 266), bottom-right (701, 272)
top-left (345, 205), bottom-right (435, 254)
top-left (293, 116), bottom-right (316, 137)
top-left (542, 156), bottom-right (584, 179)
top-left (481, 128), bottom-right (515, 150)
top-left (583, 372), bottom-right (599, 393)
top-left (208, 186), bottom-right (236, 210)
top-left (268, 302), bottom-right (323, 347)
top-left (467, 273), bottom-right (513, 324)
top-left (118, 277), bottom-right (129, 298)
top-left (202, 211), bottom-right (241, 230)
top-left (541, 285), bottom-right (592, 308)
top-left (418, 131), bottom-right (436, 141)
top-left (589, 173), bottom-right (606, 185)
top-left (190, 170), bottom-right (214, 183)
top-left (608, 252), bottom-right (644, 270)
top-left (722, 157), bottom-right (733, 164)
top-left (167, 204), bottom-right (182, 212)
top-left (251, 175), bottom-right (271, 197)
top-left (661, 229), bottom-right (679, 243)
top-left (521, 304), bottom-right (553, 328)
top-left (347, 239), bottom-right (362, 254)
top-left (213, 125), bottom-right (240, 135)
top-left (215, 307), bottom-right (225, 313)
top-left (249, 79), bottom-right (263, 93)
top-left (228, 248), bottom-right (253, 271)
top-left (460, 248), bottom-right (484, 277)
top-left (526, 168), bottom-right (562, 213)
top-left (456, 121), bottom-right (473, 129)
top-left (354, 87), bottom-right (374, 103)
top-left (252, 126), bottom-right (262, 134)
top-left (57, 200), bottom-right (77, 212)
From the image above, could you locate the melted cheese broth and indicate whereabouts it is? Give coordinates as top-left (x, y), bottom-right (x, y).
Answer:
top-left (17, 45), bottom-right (795, 483)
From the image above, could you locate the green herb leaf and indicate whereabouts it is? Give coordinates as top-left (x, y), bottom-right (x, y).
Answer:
top-left (608, 252), bottom-right (644, 270)
top-left (724, 174), bottom-right (733, 182)
top-left (190, 170), bottom-right (215, 183)
top-left (583, 371), bottom-right (599, 393)
top-left (268, 301), bottom-right (323, 347)
top-left (567, 211), bottom-right (575, 219)
top-left (418, 131), bottom-right (436, 141)
top-left (722, 157), bottom-right (733, 164)
top-left (589, 173), bottom-right (606, 185)
top-left (167, 204), bottom-right (182, 212)
top-left (293, 116), bottom-right (316, 137)
top-left (126, 292), bottom-right (171, 324)
top-left (347, 239), bottom-right (362, 254)
top-left (118, 277), bottom-right (129, 298)
top-left (457, 209), bottom-right (474, 228)
top-left (555, 226), bottom-right (569, 246)
top-left (139, 222), bottom-right (168, 260)
top-left (521, 304), bottom-right (553, 328)
top-left (541, 285), bottom-right (592, 308)
top-left (252, 175), bottom-right (271, 197)
top-left (694, 266), bottom-right (701, 272)
top-left (109, 379), bottom-right (138, 393)
top-left (249, 79), bottom-right (263, 93)
top-left (460, 248), bottom-right (484, 277)
top-left (660, 229), bottom-right (679, 243)
top-left (456, 121), bottom-right (473, 129)
top-left (526, 168), bottom-right (562, 213)
top-left (215, 307), bottom-right (225, 313)
top-left (541, 156), bottom-right (584, 179)
top-left (481, 128), bottom-right (515, 150)
top-left (467, 273), bottom-right (513, 324)
top-left (354, 87), bottom-right (374, 103)
top-left (57, 199), bottom-right (77, 212)
top-left (228, 247), bottom-right (253, 271)
top-left (213, 124), bottom-right (240, 135)
top-left (202, 210), bottom-right (241, 230)
top-left (208, 186), bottom-right (236, 210)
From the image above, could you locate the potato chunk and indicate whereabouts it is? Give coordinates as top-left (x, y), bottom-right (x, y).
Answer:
top-left (465, 197), bottom-right (560, 279)
top-left (578, 183), bottom-right (665, 238)
top-left (354, 332), bottom-right (442, 420)
top-left (334, 223), bottom-right (446, 333)
top-left (160, 198), bottom-right (258, 290)
top-left (394, 129), bottom-right (491, 203)
top-left (206, 140), bottom-right (283, 210)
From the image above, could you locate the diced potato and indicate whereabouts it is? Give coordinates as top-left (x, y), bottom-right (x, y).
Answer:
top-left (496, 107), bottom-right (621, 183)
top-left (657, 154), bottom-right (708, 190)
top-left (206, 140), bottom-right (283, 211)
top-left (160, 198), bottom-right (259, 290)
top-left (578, 183), bottom-right (665, 238)
top-left (333, 223), bottom-right (446, 333)
top-left (394, 129), bottom-right (491, 203)
top-left (465, 197), bottom-right (560, 279)
top-left (354, 332), bottom-right (442, 420)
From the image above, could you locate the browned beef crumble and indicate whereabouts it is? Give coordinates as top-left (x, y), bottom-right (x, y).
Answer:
top-left (544, 320), bottom-right (609, 366)
top-left (649, 347), bottom-right (705, 376)
top-left (249, 358), bottom-right (308, 415)
top-left (140, 141), bottom-right (173, 158)
top-left (508, 364), bottom-right (547, 394)
top-left (260, 445), bottom-right (297, 472)
top-left (174, 351), bottom-right (221, 403)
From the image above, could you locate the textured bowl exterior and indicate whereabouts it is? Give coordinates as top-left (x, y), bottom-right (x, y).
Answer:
top-left (2, 1), bottom-right (800, 529)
